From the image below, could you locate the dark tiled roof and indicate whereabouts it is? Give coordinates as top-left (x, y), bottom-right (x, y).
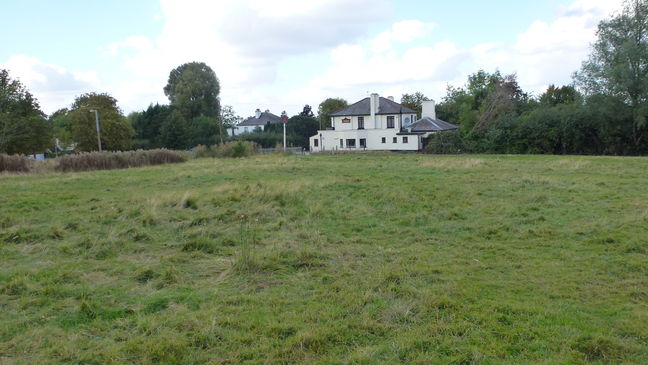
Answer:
top-left (410, 117), bottom-right (459, 132)
top-left (330, 97), bottom-right (416, 117)
top-left (238, 112), bottom-right (282, 126)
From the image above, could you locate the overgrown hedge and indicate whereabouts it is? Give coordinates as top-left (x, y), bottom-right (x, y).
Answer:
top-left (0, 154), bottom-right (31, 173)
top-left (55, 149), bottom-right (186, 172)
top-left (424, 131), bottom-right (466, 154)
top-left (194, 141), bottom-right (260, 158)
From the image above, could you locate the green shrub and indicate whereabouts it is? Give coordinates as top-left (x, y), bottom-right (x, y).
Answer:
top-left (424, 131), bottom-right (465, 154)
top-left (0, 154), bottom-right (31, 173)
top-left (193, 144), bottom-right (216, 158)
top-left (211, 141), bottom-right (259, 158)
top-left (55, 149), bottom-right (186, 172)
top-left (192, 141), bottom-right (259, 159)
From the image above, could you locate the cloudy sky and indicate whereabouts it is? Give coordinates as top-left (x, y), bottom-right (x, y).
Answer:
top-left (1, 0), bottom-right (623, 118)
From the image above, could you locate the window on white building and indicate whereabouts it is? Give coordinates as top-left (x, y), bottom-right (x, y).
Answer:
top-left (403, 137), bottom-right (408, 143)
top-left (314, 139), bottom-right (319, 147)
top-left (358, 117), bottom-right (364, 130)
top-left (381, 137), bottom-right (386, 143)
top-left (393, 137), bottom-right (397, 143)
top-left (359, 138), bottom-right (366, 148)
top-left (346, 139), bottom-right (356, 148)
top-left (387, 116), bottom-right (395, 128)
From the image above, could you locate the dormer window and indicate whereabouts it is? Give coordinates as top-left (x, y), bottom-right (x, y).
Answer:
top-left (358, 117), bottom-right (364, 130)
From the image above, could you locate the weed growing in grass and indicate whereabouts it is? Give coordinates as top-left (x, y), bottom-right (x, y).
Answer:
top-left (50, 226), bottom-right (65, 240)
top-left (79, 300), bottom-right (98, 319)
top-left (135, 268), bottom-right (157, 283)
top-left (232, 244), bottom-right (263, 274)
top-left (2, 276), bottom-right (28, 295)
top-left (0, 214), bottom-right (15, 229)
top-left (179, 193), bottom-right (198, 210)
top-left (157, 266), bottom-right (180, 288)
top-left (181, 237), bottom-right (218, 254)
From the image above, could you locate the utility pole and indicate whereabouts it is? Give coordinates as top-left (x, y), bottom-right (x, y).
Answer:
top-left (89, 109), bottom-right (102, 152)
top-left (218, 115), bottom-right (224, 144)
top-left (281, 111), bottom-right (288, 151)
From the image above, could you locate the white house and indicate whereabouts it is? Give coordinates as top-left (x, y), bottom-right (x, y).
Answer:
top-left (230, 109), bottom-right (282, 136)
top-left (309, 93), bottom-right (458, 152)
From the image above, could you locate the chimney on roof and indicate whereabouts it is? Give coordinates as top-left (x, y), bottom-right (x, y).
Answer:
top-left (255, 109), bottom-right (261, 118)
top-left (387, 96), bottom-right (394, 101)
top-left (421, 100), bottom-right (436, 120)
top-left (370, 93), bottom-right (379, 121)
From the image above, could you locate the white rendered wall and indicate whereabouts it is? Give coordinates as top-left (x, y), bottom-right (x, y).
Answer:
top-left (310, 129), bottom-right (420, 152)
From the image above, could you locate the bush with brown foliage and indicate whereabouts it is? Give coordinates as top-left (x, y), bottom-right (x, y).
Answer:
top-left (55, 149), bottom-right (186, 172)
top-left (0, 154), bottom-right (32, 173)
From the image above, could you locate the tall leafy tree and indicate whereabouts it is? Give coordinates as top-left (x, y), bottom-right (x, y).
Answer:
top-left (160, 109), bottom-right (189, 149)
top-left (49, 108), bottom-right (74, 150)
top-left (575, 0), bottom-right (648, 147)
top-left (221, 105), bottom-right (242, 138)
top-left (69, 93), bottom-right (134, 151)
top-left (164, 62), bottom-right (220, 120)
top-left (317, 98), bottom-right (347, 129)
top-left (472, 73), bottom-right (529, 132)
top-left (188, 115), bottom-right (219, 146)
top-left (299, 104), bottom-right (314, 117)
top-left (400, 92), bottom-right (430, 119)
top-left (540, 85), bottom-right (580, 106)
top-left (436, 85), bottom-right (475, 127)
top-left (264, 114), bottom-right (318, 149)
top-left (129, 103), bottom-right (172, 149)
top-left (287, 115), bottom-right (319, 148)
top-left (0, 69), bottom-right (52, 154)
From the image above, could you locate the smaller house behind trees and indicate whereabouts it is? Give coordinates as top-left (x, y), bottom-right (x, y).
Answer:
top-left (230, 109), bottom-right (282, 136)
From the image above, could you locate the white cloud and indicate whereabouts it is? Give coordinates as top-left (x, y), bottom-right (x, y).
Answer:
top-left (1, 0), bottom-right (626, 118)
top-left (371, 20), bottom-right (436, 53)
top-left (101, 0), bottom-right (392, 115)
top-left (286, 0), bottom-right (625, 108)
top-left (470, 0), bottom-right (625, 95)
top-left (0, 55), bottom-right (100, 114)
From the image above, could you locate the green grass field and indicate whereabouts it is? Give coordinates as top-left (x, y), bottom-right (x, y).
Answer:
top-left (1, 154), bottom-right (647, 364)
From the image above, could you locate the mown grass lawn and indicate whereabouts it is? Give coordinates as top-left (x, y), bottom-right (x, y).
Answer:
top-left (1, 154), bottom-right (647, 364)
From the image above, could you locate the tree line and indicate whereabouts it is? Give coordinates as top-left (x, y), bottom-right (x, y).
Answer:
top-left (425, 0), bottom-right (648, 155)
top-left (0, 61), bottom-right (327, 154)
top-left (1, 0), bottom-right (647, 156)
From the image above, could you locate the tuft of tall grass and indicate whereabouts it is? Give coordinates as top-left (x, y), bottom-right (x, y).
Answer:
top-left (54, 149), bottom-right (186, 172)
top-left (571, 335), bottom-right (630, 362)
top-left (0, 154), bottom-right (32, 173)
